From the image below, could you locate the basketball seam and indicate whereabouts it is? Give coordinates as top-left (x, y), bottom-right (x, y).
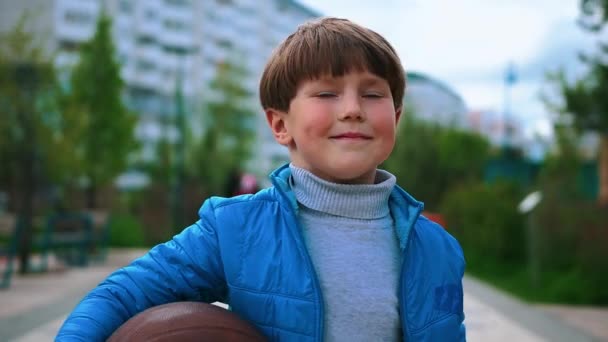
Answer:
top-left (149, 326), bottom-right (263, 337)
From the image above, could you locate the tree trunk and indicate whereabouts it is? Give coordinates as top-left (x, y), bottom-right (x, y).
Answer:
top-left (599, 134), bottom-right (608, 207)
top-left (17, 149), bottom-right (35, 275)
top-left (86, 183), bottom-right (97, 209)
top-left (16, 102), bottom-right (35, 275)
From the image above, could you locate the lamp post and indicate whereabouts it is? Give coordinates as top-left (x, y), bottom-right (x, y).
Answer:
top-left (503, 62), bottom-right (517, 148)
top-left (518, 191), bottom-right (543, 289)
top-left (171, 59), bottom-right (187, 232)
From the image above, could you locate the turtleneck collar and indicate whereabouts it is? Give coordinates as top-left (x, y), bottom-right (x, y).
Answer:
top-left (289, 164), bottom-right (396, 219)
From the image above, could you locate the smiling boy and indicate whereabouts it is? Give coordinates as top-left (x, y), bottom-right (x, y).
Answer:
top-left (57, 17), bottom-right (466, 341)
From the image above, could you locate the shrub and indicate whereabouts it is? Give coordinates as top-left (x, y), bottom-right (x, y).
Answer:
top-left (532, 197), bottom-right (608, 304)
top-left (440, 181), bottom-right (525, 265)
top-left (107, 213), bottom-right (146, 248)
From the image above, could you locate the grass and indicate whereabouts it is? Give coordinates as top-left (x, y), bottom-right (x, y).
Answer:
top-left (465, 251), bottom-right (608, 305)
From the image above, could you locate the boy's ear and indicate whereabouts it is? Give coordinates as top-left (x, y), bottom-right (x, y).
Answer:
top-left (265, 108), bottom-right (292, 146)
top-left (395, 107), bottom-right (403, 124)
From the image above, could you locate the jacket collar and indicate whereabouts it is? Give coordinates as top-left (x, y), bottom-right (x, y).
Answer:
top-left (269, 164), bottom-right (424, 250)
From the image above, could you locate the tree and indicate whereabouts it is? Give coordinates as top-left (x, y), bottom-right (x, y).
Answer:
top-left (383, 113), bottom-right (489, 211)
top-left (549, 0), bottom-right (608, 206)
top-left (69, 13), bottom-right (137, 208)
top-left (0, 15), bottom-right (84, 273)
top-left (189, 60), bottom-right (258, 196)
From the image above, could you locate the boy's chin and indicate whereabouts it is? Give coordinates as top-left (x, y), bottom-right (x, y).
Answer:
top-left (325, 167), bottom-right (377, 184)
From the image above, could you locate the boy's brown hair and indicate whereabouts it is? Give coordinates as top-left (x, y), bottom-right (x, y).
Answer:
top-left (259, 17), bottom-right (406, 112)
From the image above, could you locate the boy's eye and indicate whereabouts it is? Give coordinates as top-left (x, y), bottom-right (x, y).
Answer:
top-left (316, 92), bottom-right (337, 98)
top-left (363, 92), bottom-right (384, 98)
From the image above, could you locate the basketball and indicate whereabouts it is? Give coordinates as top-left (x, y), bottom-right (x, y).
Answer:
top-left (108, 302), bottom-right (267, 342)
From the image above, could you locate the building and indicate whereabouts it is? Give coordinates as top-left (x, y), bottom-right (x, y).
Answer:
top-left (0, 0), bottom-right (319, 177)
top-left (404, 71), bottom-right (469, 129)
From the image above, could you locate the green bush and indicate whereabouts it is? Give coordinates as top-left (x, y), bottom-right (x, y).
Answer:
top-left (532, 197), bottom-right (608, 304)
top-left (107, 213), bottom-right (146, 248)
top-left (440, 181), bottom-right (525, 265)
top-left (384, 115), bottom-right (489, 211)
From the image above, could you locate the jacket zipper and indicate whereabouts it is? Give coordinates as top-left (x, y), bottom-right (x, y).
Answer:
top-left (399, 233), bottom-right (413, 340)
top-left (271, 171), bottom-right (325, 341)
top-left (283, 202), bottom-right (325, 341)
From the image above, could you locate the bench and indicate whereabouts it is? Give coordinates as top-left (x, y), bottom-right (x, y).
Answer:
top-left (0, 214), bottom-right (17, 289)
top-left (86, 210), bottom-right (111, 263)
top-left (38, 213), bottom-right (94, 269)
top-left (0, 211), bottom-right (111, 287)
top-left (38, 210), bottom-right (111, 270)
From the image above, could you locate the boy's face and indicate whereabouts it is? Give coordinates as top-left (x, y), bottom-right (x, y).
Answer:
top-left (266, 71), bottom-right (401, 184)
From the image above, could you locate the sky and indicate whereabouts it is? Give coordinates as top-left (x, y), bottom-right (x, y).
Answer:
top-left (299, 0), bottom-right (597, 141)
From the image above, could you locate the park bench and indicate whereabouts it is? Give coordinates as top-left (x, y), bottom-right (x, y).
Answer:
top-left (38, 210), bottom-right (111, 270)
top-left (0, 214), bottom-right (17, 289)
top-left (85, 210), bottom-right (111, 263)
top-left (0, 211), bottom-right (110, 288)
top-left (38, 212), bottom-right (95, 269)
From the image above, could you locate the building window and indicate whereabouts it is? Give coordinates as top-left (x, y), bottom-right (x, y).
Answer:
top-left (165, 0), bottom-right (190, 6)
top-left (145, 9), bottom-right (157, 20)
top-left (119, 0), bottom-right (133, 13)
top-left (118, 52), bottom-right (129, 65)
top-left (216, 38), bottom-right (233, 49)
top-left (163, 45), bottom-right (189, 55)
top-left (164, 19), bottom-right (189, 31)
top-left (136, 59), bottom-right (156, 72)
top-left (137, 36), bottom-right (156, 45)
top-left (64, 10), bottom-right (92, 24)
top-left (59, 40), bottom-right (80, 52)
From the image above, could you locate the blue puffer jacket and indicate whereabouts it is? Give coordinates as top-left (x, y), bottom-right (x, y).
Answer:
top-left (57, 165), bottom-right (466, 341)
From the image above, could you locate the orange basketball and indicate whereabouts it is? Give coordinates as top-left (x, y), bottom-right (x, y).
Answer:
top-left (108, 302), bottom-right (267, 342)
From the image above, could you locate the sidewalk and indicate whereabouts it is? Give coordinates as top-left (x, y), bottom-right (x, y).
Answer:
top-left (1, 249), bottom-right (606, 341)
top-left (463, 277), bottom-right (606, 341)
top-left (0, 249), bottom-right (148, 342)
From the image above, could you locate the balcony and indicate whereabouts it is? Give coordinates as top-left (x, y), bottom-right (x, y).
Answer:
top-left (133, 0), bottom-right (163, 38)
top-left (162, 4), bottom-right (193, 23)
top-left (54, 0), bottom-right (99, 43)
top-left (132, 44), bottom-right (164, 65)
top-left (122, 63), bottom-right (164, 94)
top-left (156, 52), bottom-right (195, 75)
top-left (159, 28), bottom-right (195, 52)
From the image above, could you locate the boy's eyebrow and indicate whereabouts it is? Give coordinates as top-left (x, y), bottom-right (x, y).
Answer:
top-left (360, 77), bottom-right (387, 87)
top-left (311, 74), bottom-right (386, 85)
top-left (311, 76), bottom-right (339, 84)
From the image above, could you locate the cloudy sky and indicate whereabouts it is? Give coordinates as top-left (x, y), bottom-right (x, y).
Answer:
top-left (299, 0), bottom-right (597, 140)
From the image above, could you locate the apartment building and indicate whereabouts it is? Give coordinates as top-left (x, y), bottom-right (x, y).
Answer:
top-left (0, 0), bottom-right (319, 176)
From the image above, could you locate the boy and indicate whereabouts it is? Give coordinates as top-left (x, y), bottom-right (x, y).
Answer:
top-left (57, 17), bottom-right (466, 341)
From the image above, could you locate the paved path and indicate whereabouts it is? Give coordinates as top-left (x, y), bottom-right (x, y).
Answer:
top-left (1, 249), bottom-right (606, 341)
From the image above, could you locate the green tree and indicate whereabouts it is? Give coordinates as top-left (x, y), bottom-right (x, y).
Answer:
top-left (0, 15), bottom-right (84, 273)
top-left (69, 13), bottom-right (137, 208)
top-left (383, 113), bottom-right (489, 211)
top-left (548, 0), bottom-right (608, 205)
top-left (189, 60), bottom-right (257, 196)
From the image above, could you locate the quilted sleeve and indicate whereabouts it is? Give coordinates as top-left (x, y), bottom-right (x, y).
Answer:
top-left (56, 200), bottom-right (227, 341)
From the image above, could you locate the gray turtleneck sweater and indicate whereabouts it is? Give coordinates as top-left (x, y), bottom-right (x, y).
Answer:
top-left (290, 165), bottom-right (402, 342)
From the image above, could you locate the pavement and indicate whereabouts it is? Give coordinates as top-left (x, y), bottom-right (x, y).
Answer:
top-left (1, 249), bottom-right (607, 341)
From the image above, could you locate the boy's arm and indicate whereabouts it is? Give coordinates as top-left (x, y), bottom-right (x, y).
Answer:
top-left (56, 202), bottom-right (226, 341)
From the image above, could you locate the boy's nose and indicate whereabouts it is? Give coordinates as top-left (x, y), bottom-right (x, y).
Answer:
top-left (338, 95), bottom-right (365, 121)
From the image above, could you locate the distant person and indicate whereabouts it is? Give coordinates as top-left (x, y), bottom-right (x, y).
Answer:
top-left (57, 17), bottom-right (465, 341)
top-left (233, 173), bottom-right (259, 195)
top-left (224, 168), bottom-right (243, 196)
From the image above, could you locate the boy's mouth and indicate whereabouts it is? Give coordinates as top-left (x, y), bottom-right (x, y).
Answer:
top-left (330, 132), bottom-right (373, 139)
